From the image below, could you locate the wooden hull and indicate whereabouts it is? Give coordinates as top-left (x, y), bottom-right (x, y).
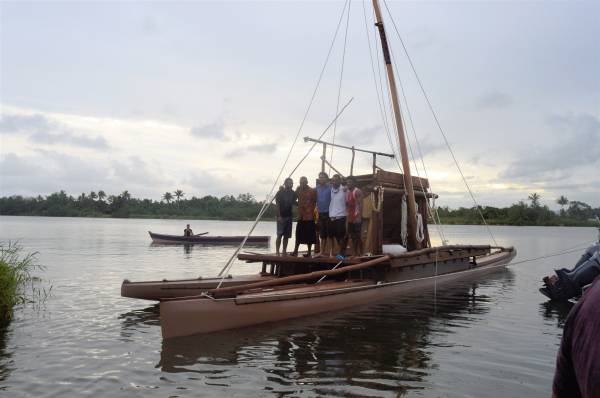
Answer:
top-left (148, 231), bottom-right (270, 245)
top-left (121, 274), bottom-right (273, 300)
top-left (160, 249), bottom-right (516, 338)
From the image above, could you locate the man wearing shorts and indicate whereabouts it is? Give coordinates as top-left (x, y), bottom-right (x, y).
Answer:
top-left (275, 178), bottom-right (297, 255)
top-left (315, 171), bottom-right (332, 255)
top-left (328, 174), bottom-right (347, 255)
top-left (341, 176), bottom-right (363, 256)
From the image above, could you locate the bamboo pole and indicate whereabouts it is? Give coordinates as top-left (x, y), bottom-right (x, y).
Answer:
top-left (210, 255), bottom-right (391, 298)
top-left (372, 0), bottom-right (420, 250)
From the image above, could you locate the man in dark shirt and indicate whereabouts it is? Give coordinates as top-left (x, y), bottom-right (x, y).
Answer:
top-left (275, 177), bottom-right (297, 255)
top-left (552, 276), bottom-right (600, 398)
top-left (183, 224), bottom-right (193, 237)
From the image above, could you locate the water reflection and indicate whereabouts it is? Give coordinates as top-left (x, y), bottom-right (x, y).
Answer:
top-left (0, 325), bottom-right (11, 387)
top-left (539, 301), bottom-right (574, 328)
top-left (157, 270), bottom-right (514, 395)
top-left (118, 305), bottom-right (160, 340)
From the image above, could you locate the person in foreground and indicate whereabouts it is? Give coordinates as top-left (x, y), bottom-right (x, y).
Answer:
top-left (541, 243), bottom-right (600, 301)
top-left (292, 176), bottom-right (317, 257)
top-left (275, 178), bottom-right (297, 255)
top-left (552, 275), bottom-right (600, 398)
top-left (340, 176), bottom-right (363, 257)
top-left (183, 224), bottom-right (193, 237)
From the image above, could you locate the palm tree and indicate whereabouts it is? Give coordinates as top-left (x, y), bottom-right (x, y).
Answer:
top-left (163, 192), bottom-right (173, 204)
top-left (174, 189), bottom-right (184, 203)
top-left (557, 195), bottom-right (569, 216)
top-left (528, 192), bottom-right (541, 208)
top-left (98, 190), bottom-right (106, 202)
top-left (121, 190), bottom-right (131, 201)
top-left (90, 191), bottom-right (98, 201)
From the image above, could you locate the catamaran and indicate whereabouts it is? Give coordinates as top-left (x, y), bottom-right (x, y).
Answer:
top-left (121, 0), bottom-right (516, 338)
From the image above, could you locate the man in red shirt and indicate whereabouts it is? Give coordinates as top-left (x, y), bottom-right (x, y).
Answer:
top-left (341, 176), bottom-right (363, 257)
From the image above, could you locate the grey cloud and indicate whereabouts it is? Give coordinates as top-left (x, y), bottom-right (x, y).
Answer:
top-left (337, 126), bottom-right (379, 146)
top-left (0, 150), bottom-right (170, 199)
top-left (30, 130), bottom-right (108, 149)
top-left (474, 91), bottom-right (513, 110)
top-left (190, 122), bottom-right (227, 140)
top-left (226, 142), bottom-right (277, 157)
top-left (501, 113), bottom-right (600, 181)
top-left (0, 113), bottom-right (109, 149)
top-left (413, 136), bottom-right (445, 159)
top-left (0, 114), bottom-right (50, 133)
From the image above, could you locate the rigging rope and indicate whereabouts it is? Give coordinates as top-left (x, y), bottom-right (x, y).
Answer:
top-left (366, 1), bottom-right (445, 245)
top-left (329, 0), bottom-right (352, 173)
top-left (361, 0), bottom-right (398, 172)
top-left (382, 0), bottom-right (497, 246)
top-left (215, 1), bottom-right (352, 282)
top-left (388, 45), bottom-right (448, 244)
top-left (508, 241), bottom-right (596, 267)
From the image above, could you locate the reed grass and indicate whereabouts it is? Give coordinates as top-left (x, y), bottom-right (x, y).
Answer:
top-left (0, 242), bottom-right (45, 325)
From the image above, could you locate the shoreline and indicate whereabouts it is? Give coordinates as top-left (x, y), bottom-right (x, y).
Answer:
top-left (0, 213), bottom-right (596, 227)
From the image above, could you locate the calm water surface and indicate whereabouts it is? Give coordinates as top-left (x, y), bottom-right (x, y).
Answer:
top-left (0, 216), bottom-right (595, 397)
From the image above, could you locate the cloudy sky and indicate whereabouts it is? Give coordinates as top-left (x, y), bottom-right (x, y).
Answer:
top-left (1, 0), bottom-right (598, 209)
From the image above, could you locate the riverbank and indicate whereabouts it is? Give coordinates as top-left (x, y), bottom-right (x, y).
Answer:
top-left (1, 191), bottom-right (598, 227)
top-left (0, 213), bottom-right (596, 227)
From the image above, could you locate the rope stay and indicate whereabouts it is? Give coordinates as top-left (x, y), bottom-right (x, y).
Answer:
top-left (361, 0), bottom-right (400, 175)
top-left (382, 0), bottom-right (497, 246)
top-left (215, 1), bottom-right (353, 283)
top-left (329, 0), bottom-right (353, 173)
top-left (367, 1), bottom-right (445, 245)
top-left (216, 98), bottom-right (354, 285)
top-left (388, 42), bottom-right (448, 244)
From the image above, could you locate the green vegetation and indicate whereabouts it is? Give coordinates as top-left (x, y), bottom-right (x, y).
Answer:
top-left (437, 193), bottom-right (599, 226)
top-left (0, 190), bottom-right (276, 220)
top-left (0, 242), bottom-right (46, 326)
top-left (0, 190), bottom-right (598, 226)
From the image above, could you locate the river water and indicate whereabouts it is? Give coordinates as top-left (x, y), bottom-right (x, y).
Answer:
top-left (0, 216), bottom-right (595, 397)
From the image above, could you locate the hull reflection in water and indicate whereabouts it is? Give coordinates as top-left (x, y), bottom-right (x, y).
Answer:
top-left (157, 270), bottom-right (514, 395)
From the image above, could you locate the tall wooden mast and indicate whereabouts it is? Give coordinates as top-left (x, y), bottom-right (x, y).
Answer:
top-left (371, 0), bottom-right (420, 250)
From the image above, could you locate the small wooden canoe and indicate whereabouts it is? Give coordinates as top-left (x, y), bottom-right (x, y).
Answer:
top-left (148, 231), bottom-right (270, 245)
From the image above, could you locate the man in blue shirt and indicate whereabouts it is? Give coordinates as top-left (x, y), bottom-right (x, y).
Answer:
top-left (315, 171), bottom-right (332, 256)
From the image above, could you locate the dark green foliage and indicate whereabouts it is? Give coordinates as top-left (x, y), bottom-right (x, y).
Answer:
top-left (0, 191), bottom-right (277, 221)
top-left (0, 190), bottom-right (597, 225)
top-left (436, 199), bottom-right (599, 227)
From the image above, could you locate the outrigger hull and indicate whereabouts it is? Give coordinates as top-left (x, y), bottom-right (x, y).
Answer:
top-left (121, 274), bottom-right (274, 300)
top-left (160, 248), bottom-right (515, 338)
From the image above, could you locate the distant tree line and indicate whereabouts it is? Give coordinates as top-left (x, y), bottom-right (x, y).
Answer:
top-left (0, 190), bottom-right (598, 226)
top-left (437, 193), bottom-right (599, 226)
top-left (0, 190), bottom-right (276, 220)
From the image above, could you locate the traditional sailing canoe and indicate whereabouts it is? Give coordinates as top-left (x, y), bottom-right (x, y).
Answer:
top-left (160, 246), bottom-right (515, 338)
top-left (121, 0), bottom-right (518, 339)
top-left (148, 231), bottom-right (270, 245)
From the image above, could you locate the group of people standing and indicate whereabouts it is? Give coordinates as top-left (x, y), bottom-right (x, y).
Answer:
top-left (275, 172), bottom-right (363, 258)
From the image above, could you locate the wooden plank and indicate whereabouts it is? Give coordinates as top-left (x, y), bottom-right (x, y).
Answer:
top-left (211, 255), bottom-right (391, 298)
top-left (390, 248), bottom-right (489, 268)
top-left (376, 169), bottom-right (429, 190)
top-left (237, 253), bottom-right (363, 265)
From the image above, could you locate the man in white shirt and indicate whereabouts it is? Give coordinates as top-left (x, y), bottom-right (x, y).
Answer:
top-left (328, 174), bottom-right (347, 254)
